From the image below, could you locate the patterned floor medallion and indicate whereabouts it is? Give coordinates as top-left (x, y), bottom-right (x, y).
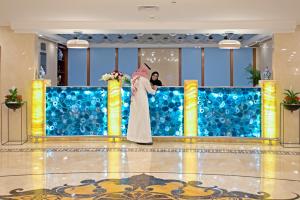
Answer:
top-left (0, 174), bottom-right (299, 200)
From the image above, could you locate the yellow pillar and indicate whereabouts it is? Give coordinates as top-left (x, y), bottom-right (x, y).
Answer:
top-left (31, 80), bottom-right (50, 142)
top-left (260, 80), bottom-right (277, 141)
top-left (184, 80), bottom-right (198, 142)
top-left (107, 80), bottom-right (122, 141)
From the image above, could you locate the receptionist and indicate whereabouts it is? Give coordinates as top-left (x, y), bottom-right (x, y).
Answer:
top-left (150, 71), bottom-right (163, 86)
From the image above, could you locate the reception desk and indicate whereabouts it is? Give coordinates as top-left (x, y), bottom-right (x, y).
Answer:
top-left (29, 80), bottom-right (277, 140)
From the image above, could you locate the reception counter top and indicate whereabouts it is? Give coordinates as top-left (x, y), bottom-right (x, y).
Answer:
top-left (45, 86), bottom-right (262, 138)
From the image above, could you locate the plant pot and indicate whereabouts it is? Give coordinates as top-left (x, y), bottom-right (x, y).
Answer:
top-left (283, 104), bottom-right (300, 112)
top-left (5, 101), bottom-right (23, 111)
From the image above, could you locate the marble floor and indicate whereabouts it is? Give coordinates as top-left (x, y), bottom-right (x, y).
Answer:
top-left (0, 141), bottom-right (299, 199)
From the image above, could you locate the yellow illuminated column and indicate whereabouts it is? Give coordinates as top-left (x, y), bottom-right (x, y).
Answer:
top-left (107, 80), bottom-right (122, 141)
top-left (260, 80), bottom-right (277, 140)
top-left (32, 80), bottom-right (50, 142)
top-left (184, 80), bottom-right (198, 140)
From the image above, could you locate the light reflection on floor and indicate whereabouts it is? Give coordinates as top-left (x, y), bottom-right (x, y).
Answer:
top-left (0, 141), bottom-right (299, 199)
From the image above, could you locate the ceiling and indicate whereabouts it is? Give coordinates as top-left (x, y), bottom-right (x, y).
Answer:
top-left (57, 33), bottom-right (269, 47)
top-left (0, 0), bottom-right (300, 35)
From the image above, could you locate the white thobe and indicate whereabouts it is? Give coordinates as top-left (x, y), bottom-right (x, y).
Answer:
top-left (127, 76), bottom-right (156, 143)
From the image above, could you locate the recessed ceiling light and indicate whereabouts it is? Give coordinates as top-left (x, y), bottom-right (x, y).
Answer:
top-left (148, 15), bottom-right (156, 20)
top-left (137, 5), bottom-right (159, 12)
top-left (281, 48), bottom-right (287, 51)
top-left (39, 34), bottom-right (43, 37)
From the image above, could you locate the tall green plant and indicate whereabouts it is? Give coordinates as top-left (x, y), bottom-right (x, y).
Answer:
top-left (245, 65), bottom-right (261, 86)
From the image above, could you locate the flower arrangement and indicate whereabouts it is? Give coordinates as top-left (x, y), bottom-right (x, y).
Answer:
top-left (5, 87), bottom-right (23, 111)
top-left (101, 71), bottom-right (131, 85)
top-left (282, 89), bottom-right (300, 112)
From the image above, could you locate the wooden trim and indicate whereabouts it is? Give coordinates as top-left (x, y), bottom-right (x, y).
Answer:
top-left (253, 48), bottom-right (257, 86)
top-left (86, 48), bottom-right (90, 86)
top-left (179, 48), bottom-right (182, 86)
top-left (64, 48), bottom-right (68, 85)
top-left (201, 48), bottom-right (205, 86)
top-left (230, 49), bottom-right (234, 86)
top-left (115, 48), bottom-right (119, 71)
top-left (138, 48), bottom-right (141, 68)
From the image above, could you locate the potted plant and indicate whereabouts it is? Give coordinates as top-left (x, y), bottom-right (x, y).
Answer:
top-left (4, 87), bottom-right (24, 111)
top-left (282, 89), bottom-right (300, 112)
top-left (245, 64), bottom-right (261, 86)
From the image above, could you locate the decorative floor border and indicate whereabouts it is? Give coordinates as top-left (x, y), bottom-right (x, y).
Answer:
top-left (0, 147), bottom-right (299, 155)
top-left (1, 174), bottom-right (299, 200)
top-left (1, 171), bottom-right (300, 183)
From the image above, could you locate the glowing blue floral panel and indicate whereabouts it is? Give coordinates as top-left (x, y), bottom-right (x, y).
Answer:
top-left (121, 87), bottom-right (131, 136)
top-left (198, 88), bottom-right (261, 137)
top-left (121, 87), bottom-right (184, 136)
top-left (46, 87), bottom-right (108, 136)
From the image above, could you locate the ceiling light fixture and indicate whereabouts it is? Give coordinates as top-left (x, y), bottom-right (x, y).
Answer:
top-left (67, 39), bottom-right (89, 48)
top-left (67, 32), bottom-right (89, 49)
top-left (218, 32), bottom-right (241, 49)
top-left (218, 40), bottom-right (241, 49)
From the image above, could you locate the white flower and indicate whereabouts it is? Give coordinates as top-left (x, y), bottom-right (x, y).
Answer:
top-left (101, 73), bottom-right (113, 81)
top-left (100, 71), bottom-right (130, 82)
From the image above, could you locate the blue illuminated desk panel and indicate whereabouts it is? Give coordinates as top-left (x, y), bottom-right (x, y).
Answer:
top-left (46, 87), bottom-right (261, 137)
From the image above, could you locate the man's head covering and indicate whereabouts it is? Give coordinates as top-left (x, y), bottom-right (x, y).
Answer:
top-left (131, 63), bottom-right (151, 96)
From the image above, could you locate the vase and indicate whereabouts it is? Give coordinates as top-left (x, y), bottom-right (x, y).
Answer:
top-left (5, 101), bottom-right (23, 111)
top-left (283, 104), bottom-right (300, 112)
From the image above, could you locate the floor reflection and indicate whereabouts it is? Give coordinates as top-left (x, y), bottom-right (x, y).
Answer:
top-left (0, 143), bottom-right (299, 199)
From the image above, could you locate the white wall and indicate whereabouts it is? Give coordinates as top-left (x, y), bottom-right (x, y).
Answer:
top-left (257, 39), bottom-right (273, 75)
top-left (0, 27), bottom-right (38, 139)
top-left (273, 27), bottom-right (300, 143)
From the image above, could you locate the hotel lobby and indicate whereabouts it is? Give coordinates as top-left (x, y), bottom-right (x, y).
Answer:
top-left (0, 0), bottom-right (300, 199)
